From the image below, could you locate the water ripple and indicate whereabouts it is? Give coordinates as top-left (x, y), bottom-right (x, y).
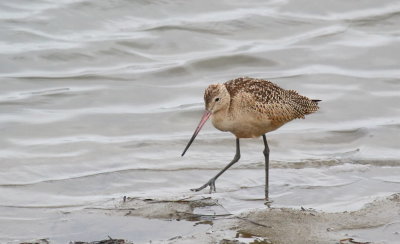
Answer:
top-left (0, 1), bottom-right (399, 237)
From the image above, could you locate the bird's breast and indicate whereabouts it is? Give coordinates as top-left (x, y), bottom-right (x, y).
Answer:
top-left (211, 110), bottom-right (280, 138)
top-left (211, 112), bottom-right (233, 133)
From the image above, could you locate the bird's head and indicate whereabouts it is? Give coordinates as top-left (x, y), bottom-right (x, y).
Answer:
top-left (204, 83), bottom-right (230, 114)
top-left (181, 83), bottom-right (230, 156)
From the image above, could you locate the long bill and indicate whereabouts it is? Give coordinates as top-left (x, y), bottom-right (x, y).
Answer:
top-left (181, 110), bottom-right (211, 156)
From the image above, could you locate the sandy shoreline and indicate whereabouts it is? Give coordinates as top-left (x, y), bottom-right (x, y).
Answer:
top-left (48, 193), bottom-right (397, 244)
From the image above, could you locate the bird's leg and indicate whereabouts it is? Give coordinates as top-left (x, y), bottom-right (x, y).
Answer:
top-left (191, 138), bottom-right (241, 193)
top-left (262, 134), bottom-right (270, 202)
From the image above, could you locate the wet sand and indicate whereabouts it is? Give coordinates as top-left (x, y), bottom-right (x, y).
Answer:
top-left (71, 193), bottom-right (398, 244)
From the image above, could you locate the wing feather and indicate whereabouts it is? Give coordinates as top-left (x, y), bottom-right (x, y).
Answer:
top-left (225, 77), bottom-right (319, 122)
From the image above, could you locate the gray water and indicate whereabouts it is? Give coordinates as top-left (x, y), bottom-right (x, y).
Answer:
top-left (1, 0), bottom-right (400, 243)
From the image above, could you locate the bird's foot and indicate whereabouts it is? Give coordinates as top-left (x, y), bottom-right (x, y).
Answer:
top-left (264, 199), bottom-right (273, 208)
top-left (190, 178), bottom-right (217, 193)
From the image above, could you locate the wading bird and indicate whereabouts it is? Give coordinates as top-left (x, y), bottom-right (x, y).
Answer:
top-left (182, 77), bottom-right (320, 200)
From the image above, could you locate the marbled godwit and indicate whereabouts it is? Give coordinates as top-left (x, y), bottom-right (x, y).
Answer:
top-left (182, 77), bottom-right (320, 200)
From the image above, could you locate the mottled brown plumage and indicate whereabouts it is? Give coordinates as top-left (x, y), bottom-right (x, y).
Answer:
top-left (203, 77), bottom-right (319, 138)
top-left (182, 76), bottom-right (320, 199)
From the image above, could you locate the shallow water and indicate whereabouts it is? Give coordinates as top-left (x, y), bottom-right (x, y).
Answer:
top-left (1, 0), bottom-right (400, 243)
top-left (0, 207), bottom-right (208, 243)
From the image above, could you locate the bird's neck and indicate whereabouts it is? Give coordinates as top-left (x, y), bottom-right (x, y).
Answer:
top-left (211, 106), bottom-right (232, 132)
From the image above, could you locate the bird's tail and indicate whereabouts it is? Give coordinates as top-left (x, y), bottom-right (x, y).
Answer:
top-left (301, 99), bottom-right (321, 116)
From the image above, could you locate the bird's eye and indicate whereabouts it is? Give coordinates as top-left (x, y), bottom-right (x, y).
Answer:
top-left (215, 98), bottom-right (220, 102)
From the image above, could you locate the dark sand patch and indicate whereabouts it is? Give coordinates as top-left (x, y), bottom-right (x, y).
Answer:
top-left (108, 196), bottom-right (222, 220)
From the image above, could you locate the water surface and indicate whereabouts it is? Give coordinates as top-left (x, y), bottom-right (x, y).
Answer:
top-left (1, 0), bottom-right (400, 242)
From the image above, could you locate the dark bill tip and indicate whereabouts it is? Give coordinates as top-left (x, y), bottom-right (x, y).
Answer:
top-left (181, 110), bottom-right (211, 157)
